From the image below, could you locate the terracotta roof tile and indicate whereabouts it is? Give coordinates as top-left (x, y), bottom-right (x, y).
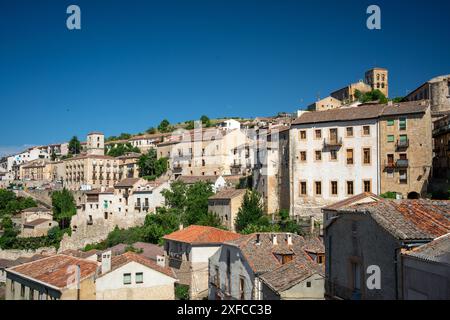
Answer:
top-left (209, 188), bottom-right (246, 200)
top-left (8, 254), bottom-right (98, 289)
top-left (405, 233), bottom-right (450, 265)
top-left (163, 225), bottom-right (240, 244)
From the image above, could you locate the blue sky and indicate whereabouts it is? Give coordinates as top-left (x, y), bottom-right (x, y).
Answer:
top-left (1, 0), bottom-right (450, 155)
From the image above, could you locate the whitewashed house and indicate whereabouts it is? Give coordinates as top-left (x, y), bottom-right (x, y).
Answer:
top-left (96, 251), bottom-right (177, 300)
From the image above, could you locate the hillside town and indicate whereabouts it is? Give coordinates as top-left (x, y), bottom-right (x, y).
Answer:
top-left (1, 68), bottom-right (450, 300)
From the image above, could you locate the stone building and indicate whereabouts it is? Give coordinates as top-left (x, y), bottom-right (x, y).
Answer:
top-left (331, 81), bottom-right (372, 104)
top-left (157, 127), bottom-right (255, 178)
top-left (289, 101), bottom-right (432, 218)
top-left (19, 158), bottom-right (60, 182)
top-left (323, 193), bottom-right (450, 300)
top-left (378, 101), bottom-right (432, 198)
top-left (163, 225), bottom-right (240, 300)
top-left (307, 96), bottom-right (342, 112)
top-left (253, 125), bottom-right (290, 214)
top-left (68, 178), bottom-right (169, 248)
top-left (15, 207), bottom-right (57, 238)
top-left (405, 74), bottom-right (450, 115)
top-left (5, 254), bottom-right (98, 300)
top-left (432, 114), bottom-right (450, 179)
top-left (290, 104), bottom-right (380, 218)
top-left (208, 233), bottom-right (324, 300)
top-left (365, 67), bottom-right (389, 97)
top-left (208, 188), bottom-right (246, 231)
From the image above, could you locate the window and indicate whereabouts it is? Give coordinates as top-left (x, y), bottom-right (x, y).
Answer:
top-left (329, 128), bottom-right (338, 142)
top-left (239, 277), bottom-right (245, 300)
top-left (347, 181), bottom-right (354, 195)
top-left (387, 119), bottom-right (394, 126)
top-left (29, 289), bottom-right (34, 300)
top-left (346, 127), bottom-right (354, 137)
top-left (300, 181), bottom-right (307, 195)
top-left (300, 151), bottom-right (307, 162)
top-left (363, 126), bottom-right (370, 136)
top-left (363, 148), bottom-right (371, 164)
top-left (306, 281), bottom-right (311, 288)
top-left (315, 181), bottom-right (322, 195)
top-left (135, 272), bottom-right (143, 284)
top-left (315, 129), bottom-right (322, 139)
top-left (352, 262), bottom-right (361, 291)
top-left (330, 150), bottom-right (338, 161)
top-left (300, 130), bottom-right (307, 140)
top-left (20, 284), bottom-right (25, 297)
top-left (331, 181), bottom-right (338, 196)
top-left (399, 170), bottom-right (407, 184)
top-left (346, 149), bottom-right (354, 165)
top-left (215, 266), bottom-right (220, 287)
top-left (315, 150), bottom-right (322, 161)
top-left (363, 180), bottom-right (371, 193)
top-left (123, 273), bottom-right (132, 285)
top-left (387, 135), bottom-right (394, 143)
top-left (399, 117), bottom-right (407, 130)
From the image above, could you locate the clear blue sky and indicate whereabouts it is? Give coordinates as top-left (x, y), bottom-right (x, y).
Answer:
top-left (1, 0), bottom-right (450, 155)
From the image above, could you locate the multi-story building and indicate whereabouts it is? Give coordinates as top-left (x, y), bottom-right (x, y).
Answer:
top-left (365, 67), bottom-right (389, 97)
top-left (289, 105), bottom-right (380, 218)
top-left (432, 114), bottom-right (450, 179)
top-left (63, 132), bottom-right (126, 191)
top-left (323, 193), bottom-right (450, 300)
top-left (158, 127), bottom-right (255, 178)
top-left (208, 233), bottom-right (324, 300)
top-left (406, 74), bottom-right (450, 115)
top-left (19, 158), bottom-right (61, 182)
top-left (163, 225), bottom-right (240, 300)
top-left (378, 101), bottom-right (432, 198)
top-left (70, 177), bottom-right (169, 240)
top-left (253, 125), bottom-right (290, 214)
top-left (289, 101), bottom-right (432, 218)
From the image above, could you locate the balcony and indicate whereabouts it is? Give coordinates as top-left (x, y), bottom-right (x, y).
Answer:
top-left (143, 204), bottom-right (149, 211)
top-left (383, 161), bottom-right (396, 170)
top-left (396, 139), bottom-right (409, 149)
top-left (172, 163), bottom-right (182, 173)
top-left (323, 137), bottom-right (343, 148)
top-left (396, 159), bottom-right (409, 168)
top-left (135, 203), bottom-right (141, 209)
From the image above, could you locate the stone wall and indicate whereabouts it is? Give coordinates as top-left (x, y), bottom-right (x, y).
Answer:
top-left (0, 247), bottom-right (56, 260)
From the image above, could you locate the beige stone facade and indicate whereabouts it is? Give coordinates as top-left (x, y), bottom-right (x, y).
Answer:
top-left (208, 189), bottom-right (246, 231)
top-left (365, 68), bottom-right (389, 97)
top-left (20, 159), bottom-right (60, 182)
top-left (379, 104), bottom-right (433, 198)
top-left (307, 96), bottom-right (342, 112)
top-left (432, 115), bottom-right (450, 179)
top-left (406, 74), bottom-right (450, 115)
top-left (331, 81), bottom-right (372, 104)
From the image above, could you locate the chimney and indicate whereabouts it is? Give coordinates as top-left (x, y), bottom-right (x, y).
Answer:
top-left (310, 216), bottom-right (315, 234)
top-left (101, 250), bottom-right (112, 274)
top-left (76, 264), bottom-right (81, 300)
top-left (287, 234), bottom-right (293, 246)
top-left (387, 100), bottom-right (393, 106)
top-left (272, 234), bottom-right (278, 245)
top-left (179, 223), bottom-right (184, 230)
top-left (156, 255), bottom-right (166, 267)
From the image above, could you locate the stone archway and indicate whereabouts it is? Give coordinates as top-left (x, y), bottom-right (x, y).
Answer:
top-left (407, 192), bottom-right (420, 199)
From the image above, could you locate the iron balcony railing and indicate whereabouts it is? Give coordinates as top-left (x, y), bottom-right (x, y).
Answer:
top-left (323, 137), bottom-right (343, 148)
top-left (396, 159), bottom-right (409, 168)
top-left (396, 139), bottom-right (409, 149)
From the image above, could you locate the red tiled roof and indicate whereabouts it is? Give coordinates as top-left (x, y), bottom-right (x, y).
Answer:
top-left (8, 254), bottom-right (98, 289)
top-left (163, 225), bottom-right (240, 245)
top-left (107, 252), bottom-right (176, 279)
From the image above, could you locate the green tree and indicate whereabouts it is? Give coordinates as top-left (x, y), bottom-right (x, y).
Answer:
top-left (51, 189), bottom-right (76, 229)
top-left (68, 136), bottom-right (81, 155)
top-left (355, 89), bottom-right (388, 104)
top-left (158, 119), bottom-right (171, 133)
top-left (380, 191), bottom-right (397, 199)
top-left (185, 120), bottom-right (195, 130)
top-left (200, 115), bottom-right (211, 128)
top-left (146, 127), bottom-right (156, 134)
top-left (137, 148), bottom-right (168, 180)
top-left (235, 190), bottom-right (266, 232)
top-left (107, 143), bottom-right (141, 157)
